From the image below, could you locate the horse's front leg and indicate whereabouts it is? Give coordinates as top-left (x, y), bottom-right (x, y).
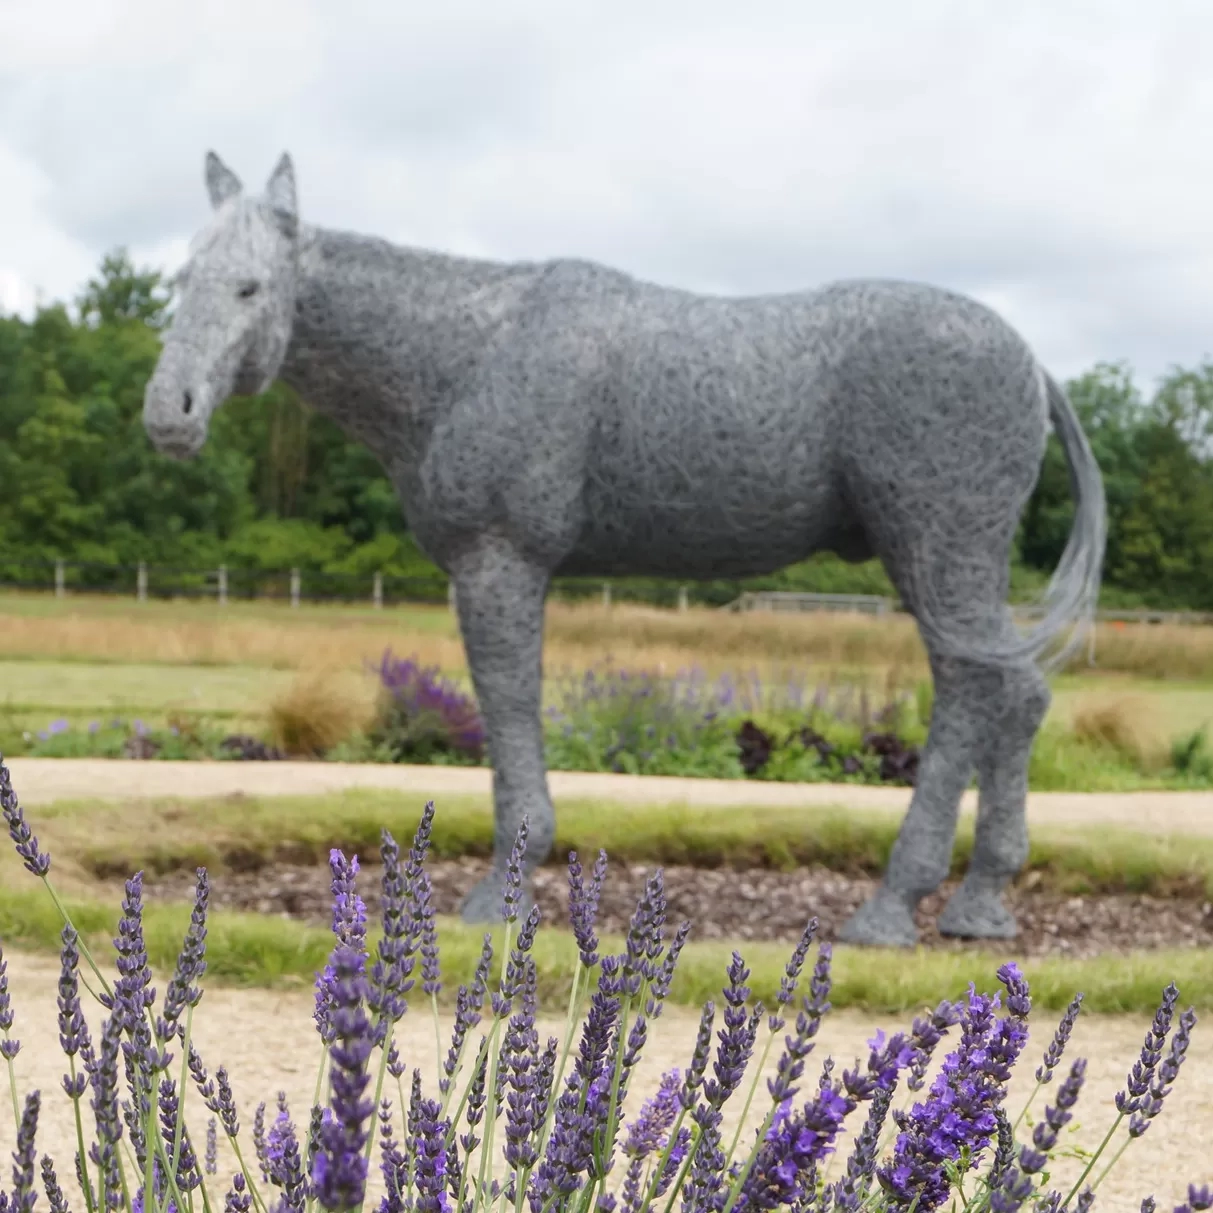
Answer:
top-left (450, 536), bottom-right (555, 922)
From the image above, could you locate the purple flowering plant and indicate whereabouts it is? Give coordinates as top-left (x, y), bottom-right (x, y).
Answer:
top-left (366, 651), bottom-right (486, 765)
top-left (1, 751), bottom-right (1211, 1213)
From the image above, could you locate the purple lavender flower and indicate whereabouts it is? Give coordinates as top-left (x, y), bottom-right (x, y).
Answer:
top-left (206, 1117), bottom-right (219, 1176)
top-left (623, 1069), bottom-right (681, 1158)
top-left (770, 918), bottom-right (819, 1033)
top-left (1176, 1184), bottom-right (1213, 1212)
top-left (368, 826), bottom-right (412, 1036)
top-left (767, 944), bottom-right (833, 1109)
top-left (567, 850), bottom-right (608, 967)
top-left (1117, 983), bottom-right (1180, 1118)
top-left (40, 1156), bottom-right (69, 1213)
top-left (681, 1002), bottom-right (716, 1111)
top-left (330, 850), bottom-right (368, 947)
top-left (57, 926), bottom-right (90, 1082)
top-left (439, 974), bottom-right (485, 1097)
top-left (1036, 993), bottom-right (1084, 1084)
top-left (833, 1086), bottom-right (892, 1211)
top-left (311, 943), bottom-right (375, 1211)
top-left (622, 868), bottom-right (667, 994)
top-left (316, 850), bottom-right (368, 1043)
top-left (224, 1172), bottom-right (251, 1213)
top-left (1, 756), bottom-right (51, 876)
top-left (266, 1102), bottom-right (307, 1213)
top-left (161, 868), bottom-right (209, 1031)
top-left (158, 1077), bottom-right (202, 1191)
top-left (1019, 1058), bottom-right (1087, 1174)
top-left (905, 999), bottom-right (962, 1092)
top-left (1130, 1006), bottom-right (1197, 1139)
top-left (529, 967), bottom-right (623, 1211)
top-left (89, 1015), bottom-right (125, 1211)
top-left (0, 941), bottom-right (18, 1061)
top-left (418, 869), bottom-right (440, 998)
top-left (877, 968), bottom-right (1031, 1212)
top-left (648, 920), bottom-right (691, 1017)
top-left (374, 651), bottom-right (485, 761)
top-left (10, 1091), bottom-right (40, 1213)
top-left (705, 952), bottom-right (757, 1110)
top-left (101, 872), bottom-right (154, 1036)
top-left (411, 1097), bottom-right (453, 1213)
top-left (377, 1098), bottom-right (406, 1213)
top-left (252, 1101), bottom-right (269, 1182)
top-left (736, 1082), bottom-right (854, 1213)
top-left (502, 958), bottom-right (543, 1179)
top-left (843, 1029), bottom-right (915, 1102)
top-left (503, 818), bottom-right (530, 924)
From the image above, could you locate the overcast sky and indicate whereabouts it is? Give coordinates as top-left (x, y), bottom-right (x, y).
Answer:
top-left (1, 0), bottom-right (1211, 389)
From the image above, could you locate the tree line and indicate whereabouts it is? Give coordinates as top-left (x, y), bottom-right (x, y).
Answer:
top-left (2, 249), bottom-right (1211, 608)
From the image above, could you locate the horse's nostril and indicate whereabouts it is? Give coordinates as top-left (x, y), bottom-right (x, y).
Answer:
top-left (182, 390), bottom-right (193, 416)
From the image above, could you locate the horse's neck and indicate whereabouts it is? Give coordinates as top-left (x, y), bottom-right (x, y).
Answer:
top-left (280, 225), bottom-right (528, 459)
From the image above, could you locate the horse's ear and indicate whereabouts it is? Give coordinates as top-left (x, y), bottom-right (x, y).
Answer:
top-left (205, 151), bottom-right (242, 209)
top-left (265, 153), bottom-right (298, 237)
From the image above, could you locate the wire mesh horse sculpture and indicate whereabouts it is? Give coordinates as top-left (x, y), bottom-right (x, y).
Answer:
top-left (143, 152), bottom-right (1106, 947)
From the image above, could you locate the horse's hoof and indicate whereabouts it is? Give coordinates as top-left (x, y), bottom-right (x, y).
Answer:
top-left (459, 871), bottom-right (534, 925)
top-left (937, 888), bottom-right (1018, 940)
top-left (838, 888), bottom-right (919, 949)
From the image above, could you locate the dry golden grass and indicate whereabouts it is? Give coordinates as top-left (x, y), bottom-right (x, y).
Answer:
top-left (5, 593), bottom-right (1213, 682)
top-left (265, 667), bottom-right (375, 756)
top-left (1069, 694), bottom-right (1167, 770)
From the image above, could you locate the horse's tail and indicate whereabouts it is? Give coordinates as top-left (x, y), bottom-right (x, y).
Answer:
top-left (914, 367), bottom-right (1107, 671)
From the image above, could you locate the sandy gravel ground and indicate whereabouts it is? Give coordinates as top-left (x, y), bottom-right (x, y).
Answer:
top-left (0, 951), bottom-right (1209, 1211)
top-left (10, 757), bottom-right (1213, 837)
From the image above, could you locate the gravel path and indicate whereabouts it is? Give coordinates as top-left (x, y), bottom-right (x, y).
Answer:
top-left (9, 757), bottom-right (1213, 836)
top-left (146, 856), bottom-right (1213, 960)
top-left (1, 950), bottom-right (1209, 1210)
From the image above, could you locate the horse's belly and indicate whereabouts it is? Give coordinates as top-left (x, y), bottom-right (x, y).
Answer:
top-left (562, 464), bottom-right (840, 578)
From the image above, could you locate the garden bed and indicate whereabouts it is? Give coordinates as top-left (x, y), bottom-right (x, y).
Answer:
top-left (142, 856), bottom-right (1213, 960)
top-left (22, 650), bottom-right (1213, 793)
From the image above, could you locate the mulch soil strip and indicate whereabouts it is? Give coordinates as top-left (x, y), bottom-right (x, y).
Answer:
top-left (142, 859), bottom-right (1213, 959)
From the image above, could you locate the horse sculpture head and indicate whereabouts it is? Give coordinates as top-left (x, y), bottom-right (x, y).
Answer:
top-left (143, 151), bottom-right (300, 459)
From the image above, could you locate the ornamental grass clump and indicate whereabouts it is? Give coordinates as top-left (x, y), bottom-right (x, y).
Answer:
top-left (0, 751), bottom-right (1210, 1213)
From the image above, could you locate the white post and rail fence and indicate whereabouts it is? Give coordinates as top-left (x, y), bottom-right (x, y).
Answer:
top-left (3, 561), bottom-right (1203, 651)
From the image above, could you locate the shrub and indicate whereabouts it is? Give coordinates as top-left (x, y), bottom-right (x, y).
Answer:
top-left (543, 663), bottom-right (745, 778)
top-left (367, 649), bottom-right (486, 764)
top-left (0, 754), bottom-right (1208, 1213)
top-left (268, 668), bottom-right (370, 757)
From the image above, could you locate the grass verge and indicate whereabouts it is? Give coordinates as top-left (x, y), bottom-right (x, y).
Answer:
top-left (0, 886), bottom-right (1205, 1016)
top-left (27, 788), bottom-right (1213, 900)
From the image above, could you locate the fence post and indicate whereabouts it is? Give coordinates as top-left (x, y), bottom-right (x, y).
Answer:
top-left (217, 564), bottom-right (228, 607)
top-left (448, 581), bottom-right (457, 615)
top-left (290, 567), bottom-right (301, 609)
top-left (137, 561), bottom-right (147, 603)
top-left (677, 585), bottom-right (689, 613)
top-left (54, 560), bottom-right (65, 599)
top-left (602, 582), bottom-right (612, 609)
top-left (373, 571), bottom-right (383, 610)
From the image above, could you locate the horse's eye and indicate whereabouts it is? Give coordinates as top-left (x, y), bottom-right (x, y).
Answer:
top-left (237, 282), bottom-right (260, 299)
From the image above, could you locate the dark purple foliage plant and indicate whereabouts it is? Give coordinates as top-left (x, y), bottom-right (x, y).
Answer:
top-left (0, 752), bottom-right (1208, 1213)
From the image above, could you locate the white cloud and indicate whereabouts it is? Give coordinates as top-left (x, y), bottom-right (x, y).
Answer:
top-left (2, 0), bottom-right (1212, 385)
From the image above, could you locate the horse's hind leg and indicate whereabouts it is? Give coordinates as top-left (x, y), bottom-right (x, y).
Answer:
top-left (840, 570), bottom-right (1048, 946)
top-left (936, 638), bottom-right (1049, 938)
top-left (838, 652), bottom-right (987, 946)
top-left (449, 536), bottom-right (556, 922)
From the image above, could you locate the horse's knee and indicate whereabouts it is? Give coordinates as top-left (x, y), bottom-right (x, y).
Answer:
top-left (997, 665), bottom-right (1051, 743)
